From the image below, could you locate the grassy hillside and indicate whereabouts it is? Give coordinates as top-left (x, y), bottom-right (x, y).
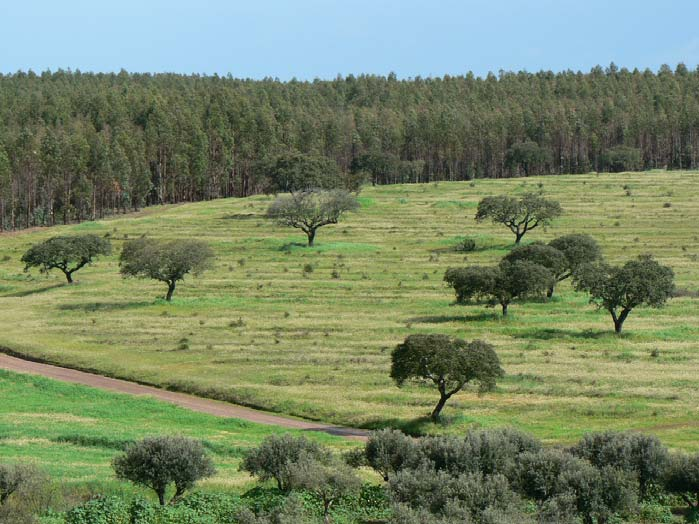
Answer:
top-left (0, 369), bottom-right (352, 490)
top-left (1, 172), bottom-right (698, 447)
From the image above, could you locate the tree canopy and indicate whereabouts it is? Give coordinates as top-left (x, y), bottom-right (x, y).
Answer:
top-left (21, 234), bottom-right (111, 283)
top-left (266, 189), bottom-right (359, 246)
top-left (390, 334), bottom-right (504, 422)
top-left (475, 193), bottom-right (562, 243)
top-left (112, 436), bottom-right (215, 505)
top-left (119, 238), bottom-right (214, 300)
top-left (573, 255), bottom-right (674, 333)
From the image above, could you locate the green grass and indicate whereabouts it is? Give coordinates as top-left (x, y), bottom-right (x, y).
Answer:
top-left (0, 370), bottom-right (354, 491)
top-left (1, 172), bottom-right (699, 448)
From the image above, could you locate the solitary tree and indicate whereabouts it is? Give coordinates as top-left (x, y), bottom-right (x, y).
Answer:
top-left (240, 434), bottom-right (330, 493)
top-left (119, 238), bottom-right (214, 301)
top-left (502, 243), bottom-right (567, 297)
top-left (267, 189), bottom-right (359, 246)
top-left (475, 193), bottom-right (562, 243)
top-left (112, 436), bottom-right (215, 505)
top-left (21, 234), bottom-right (111, 283)
top-left (390, 334), bottom-right (504, 422)
top-left (288, 455), bottom-right (362, 524)
top-left (573, 255), bottom-right (674, 333)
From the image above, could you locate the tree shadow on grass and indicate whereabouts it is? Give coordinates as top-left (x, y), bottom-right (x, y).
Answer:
top-left (279, 242), bottom-right (307, 252)
top-left (57, 301), bottom-right (154, 312)
top-left (3, 283), bottom-right (66, 298)
top-left (361, 416), bottom-right (438, 436)
top-left (408, 311), bottom-right (502, 324)
top-left (219, 213), bottom-right (264, 220)
top-left (510, 327), bottom-right (612, 340)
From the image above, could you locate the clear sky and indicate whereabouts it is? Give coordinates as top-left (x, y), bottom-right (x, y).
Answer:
top-left (2, 0), bottom-right (698, 79)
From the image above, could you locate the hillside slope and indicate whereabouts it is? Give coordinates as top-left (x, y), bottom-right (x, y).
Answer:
top-left (1, 172), bottom-right (698, 446)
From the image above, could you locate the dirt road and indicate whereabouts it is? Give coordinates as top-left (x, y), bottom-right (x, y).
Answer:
top-left (0, 352), bottom-right (368, 441)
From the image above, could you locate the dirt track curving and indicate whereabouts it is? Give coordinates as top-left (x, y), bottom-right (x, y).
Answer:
top-left (0, 352), bottom-right (368, 441)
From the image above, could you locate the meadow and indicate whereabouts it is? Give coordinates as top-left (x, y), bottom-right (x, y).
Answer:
top-left (0, 369), bottom-right (353, 491)
top-left (1, 171), bottom-right (698, 448)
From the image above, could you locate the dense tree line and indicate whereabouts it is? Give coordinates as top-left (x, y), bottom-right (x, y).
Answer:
top-left (1, 64), bottom-right (699, 229)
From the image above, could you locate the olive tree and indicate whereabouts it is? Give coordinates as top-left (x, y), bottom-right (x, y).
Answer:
top-left (572, 431), bottom-right (669, 500)
top-left (112, 436), bottom-right (215, 505)
top-left (364, 429), bottom-right (419, 481)
top-left (288, 455), bottom-right (361, 524)
top-left (664, 452), bottom-right (699, 512)
top-left (390, 334), bottom-right (504, 422)
top-left (266, 189), bottom-right (359, 246)
top-left (240, 434), bottom-right (330, 492)
top-left (119, 238), bottom-right (214, 301)
top-left (0, 463), bottom-right (41, 506)
top-left (475, 193), bottom-right (562, 244)
top-left (573, 255), bottom-right (674, 333)
top-left (21, 234), bottom-right (111, 283)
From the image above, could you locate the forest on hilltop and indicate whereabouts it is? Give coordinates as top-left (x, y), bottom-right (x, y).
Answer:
top-left (1, 63), bottom-right (698, 229)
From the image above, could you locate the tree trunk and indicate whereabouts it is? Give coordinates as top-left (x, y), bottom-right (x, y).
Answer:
top-left (612, 308), bottom-right (630, 334)
top-left (514, 230), bottom-right (525, 244)
top-left (430, 393), bottom-right (449, 422)
top-left (502, 302), bottom-right (508, 316)
top-left (64, 271), bottom-right (74, 284)
top-left (165, 281), bottom-right (176, 301)
top-left (546, 285), bottom-right (554, 298)
top-left (307, 228), bottom-right (316, 247)
top-left (157, 488), bottom-right (166, 506)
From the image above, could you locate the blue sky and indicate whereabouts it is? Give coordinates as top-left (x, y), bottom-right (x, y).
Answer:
top-left (2, 0), bottom-right (698, 79)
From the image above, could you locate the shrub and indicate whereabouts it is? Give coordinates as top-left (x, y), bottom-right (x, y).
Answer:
top-left (64, 496), bottom-right (129, 524)
top-left (663, 452), bottom-right (699, 511)
top-left (455, 238), bottom-right (476, 252)
top-left (572, 430), bottom-right (669, 499)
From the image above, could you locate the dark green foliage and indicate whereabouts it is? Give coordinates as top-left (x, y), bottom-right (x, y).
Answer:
top-left (391, 334), bottom-right (504, 422)
top-left (548, 233), bottom-right (603, 276)
top-left (663, 452), bottom-right (699, 510)
top-left (443, 266), bottom-right (498, 303)
top-left (119, 238), bottom-right (214, 300)
top-left (240, 434), bottom-right (330, 493)
top-left (3, 69), bottom-right (699, 231)
top-left (600, 146), bottom-right (643, 172)
top-left (112, 436), bottom-right (216, 505)
top-left (266, 189), bottom-right (359, 246)
top-left (261, 153), bottom-right (343, 193)
top-left (21, 234), bottom-right (111, 283)
top-left (454, 237), bottom-right (476, 252)
top-left (65, 496), bottom-right (130, 524)
top-left (502, 243), bottom-right (567, 297)
top-left (364, 429), bottom-right (419, 481)
top-left (573, 254), bottom-right (675, 333)
top-left (571, 431), bottom-right (669, 499)
top-left (475, 193), bottom-right (562, 243)
top-left (506, 141), bottom-right (550, 176)
top-left (491, 260), bottom-right (554, 316)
